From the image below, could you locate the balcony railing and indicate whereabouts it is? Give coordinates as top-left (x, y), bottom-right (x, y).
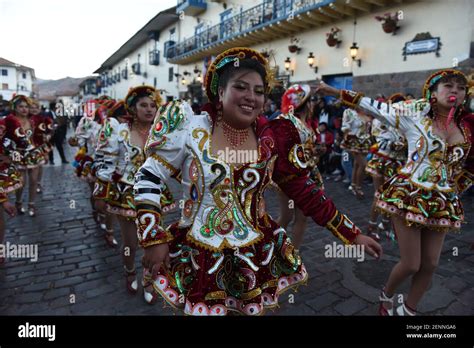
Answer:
top-left (166, 0), bottom-right (334, 61)
top-left (149, 50), bottom-right (160, 65)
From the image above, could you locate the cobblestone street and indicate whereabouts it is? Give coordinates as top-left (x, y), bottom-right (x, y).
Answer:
top-left (0, 141), bottom-right (473, 316)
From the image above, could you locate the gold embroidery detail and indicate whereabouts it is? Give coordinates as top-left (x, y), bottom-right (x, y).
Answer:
top-left (150, 153), bottom-right (179, 175)
top-left (204, 291), bottom-right (227, 300)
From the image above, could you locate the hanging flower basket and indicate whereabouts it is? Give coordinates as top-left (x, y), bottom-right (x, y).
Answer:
top-left (375, 13), bottom-right (400, 35)
top-left (288, 45), bottom-right (299, 53)
top-left (326, 27), bottom-right (341, 47)
top-left (288, 37), bottom-right (301, 53)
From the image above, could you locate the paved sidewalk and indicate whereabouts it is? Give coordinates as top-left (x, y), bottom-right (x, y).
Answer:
top-left (0, 143), bottom-right (472, 315)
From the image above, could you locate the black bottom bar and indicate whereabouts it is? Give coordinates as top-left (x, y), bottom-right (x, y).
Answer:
top-left (0, 315), bottom-right (472, 346)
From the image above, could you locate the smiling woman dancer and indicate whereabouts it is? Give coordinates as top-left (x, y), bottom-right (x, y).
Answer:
top-left (134, 47), bottom-right (381, 316)
top-left (94, 86), bottom-right (174, 303)
top-left (317, 69), bottom-right (474, 315)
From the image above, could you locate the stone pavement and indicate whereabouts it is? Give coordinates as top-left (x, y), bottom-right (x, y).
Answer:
top-left (0, 140), bottom-right (473, 316)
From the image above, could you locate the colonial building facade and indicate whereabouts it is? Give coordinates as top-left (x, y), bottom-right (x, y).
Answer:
top-left (96, 0), bottom-right (473, 102)
top-left (0, 57), bottom-right (36, 101)
top-left (95, 7), bottom-right (180, 102)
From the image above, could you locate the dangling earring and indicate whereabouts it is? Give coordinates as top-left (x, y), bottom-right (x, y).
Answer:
top-left (216, 101), bottom-right (223, 122)
top-left (429, 96), bottom-right (438, 119)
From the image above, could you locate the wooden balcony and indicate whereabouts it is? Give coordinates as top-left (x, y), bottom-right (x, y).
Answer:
top-left (167, 0), bottom-right (410, 64)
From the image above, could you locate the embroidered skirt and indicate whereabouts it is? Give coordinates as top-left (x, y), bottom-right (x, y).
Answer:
top-left (341, 135), bottom-right (372, 154)
top-left (148, 217), bottom-right (308, 316)
top-left (376, 174), bottom-right (463, 231)
top-left (366, 154), bottom-right (404, 179)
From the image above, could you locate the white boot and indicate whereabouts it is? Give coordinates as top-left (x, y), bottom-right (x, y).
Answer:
top-left (396, 302), bottom-right (416, 316)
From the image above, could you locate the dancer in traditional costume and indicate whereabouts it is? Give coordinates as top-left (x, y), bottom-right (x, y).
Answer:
top-left (317, 69), bottom-right (473, 316)
top-left (341, 106), bottom-right (373, 198)
top-left (28, 99), bottom-right (53, 194)
top-left (135, 47), bottom-right (381, 315)
top-left (274, 84), bottom-right (323, 250)
top-left (0, 117), bottom-right (22, 263)
top-left (5, 95), bottom-right (46, 216)
top-left (94, 87), bottom-right (174, 301)
top-left (69, 98), bottom-right (116, 245)
top-left (365, 93), bottom-right (407, 241)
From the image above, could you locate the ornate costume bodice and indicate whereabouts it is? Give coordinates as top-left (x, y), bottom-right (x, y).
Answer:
top-left (357, 97), bottom-right (472, 193)
top-left (75, 116), bottom-right (102, 156)
top-left (116, 123), bottom-right (145, 184)
top-left (145, 109), bottom-right (275, 251)
top-left (275, 112), bottom-right (318, 168)
top-left (134, 101), bottom-right (362, 250)
top-left (95, 118), bottom-right (145, 185)
top-left (341, 108), bottom-right (371, 139)
top-left (276, 113), bottom-right (316, 146)
top-left (371, 118), bottom-right (406, 160)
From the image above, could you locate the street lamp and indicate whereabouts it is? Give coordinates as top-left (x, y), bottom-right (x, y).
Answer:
top-left (307, 52), bottom-right (318, 73)
top-left (350, 42), bottom-right (362, 67)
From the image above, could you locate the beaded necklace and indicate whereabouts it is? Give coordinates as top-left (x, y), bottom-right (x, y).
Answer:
top-left (220, 119), bottom-right (249, 148)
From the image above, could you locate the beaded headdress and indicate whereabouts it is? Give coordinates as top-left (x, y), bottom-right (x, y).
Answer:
top-left (204, 47), bottom-right (274, 101)
top-left (10, 95), bottom-right (30, 110)
top-left (422, 69), bottom-right (468, 100)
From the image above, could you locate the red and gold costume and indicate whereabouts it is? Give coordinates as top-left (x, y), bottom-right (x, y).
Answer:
top-left (29, 109), bottom-right (54, 159)
top-left (4, 96), bottom-right (47, 169)
top-left (133, 48), bottom-right (361, 316)
top-left (277, 84), bottom-right (324, 189)
top-left (0, 118), bottom-right (23, 202)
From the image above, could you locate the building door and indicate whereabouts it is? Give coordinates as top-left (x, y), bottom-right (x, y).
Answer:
top-left (322, 74), bottom-right (352, 102)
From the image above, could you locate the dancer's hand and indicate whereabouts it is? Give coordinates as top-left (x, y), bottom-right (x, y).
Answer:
top-left (2, 201), bottom-right (17, 217)
top-left (314, 81), bottom-right (341, 97)
top-left (354, 234), bottom-right (383, 259)
top-left (142, 243), bottom-right (170, 279)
